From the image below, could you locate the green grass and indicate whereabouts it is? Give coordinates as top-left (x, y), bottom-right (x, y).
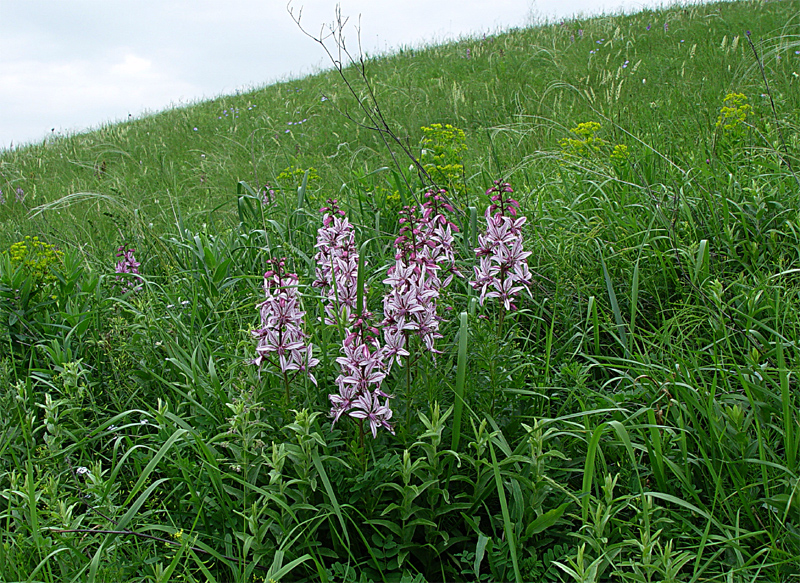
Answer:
top-left (2, 0), bottom-right (800, 580)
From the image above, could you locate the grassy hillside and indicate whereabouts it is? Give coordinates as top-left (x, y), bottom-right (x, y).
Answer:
top-left (2, 0), bottom-right (800, 580)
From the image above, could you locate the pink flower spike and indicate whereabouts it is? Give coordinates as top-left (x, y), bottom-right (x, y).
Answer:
top-left (469, 180), bottom-right (532, 311)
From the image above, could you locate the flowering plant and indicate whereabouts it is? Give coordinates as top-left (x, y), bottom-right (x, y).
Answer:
top-left (252, 258), bottom-right (319, 400)
top-left (115, 246), bottom-right (142, 292)
top-left (329, 320), bottom-right (394, 438)
top-left (470, 181), bottom-right (532, 312)
top-left (381, 191), bottom-right (458, 364)
top-left (312, 201), bottom-right (395, 439)
top-left (312, 199), bottom-right (365, 326)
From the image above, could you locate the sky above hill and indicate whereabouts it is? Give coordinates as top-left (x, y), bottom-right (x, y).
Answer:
top-left (0, 0), bottom-right (702, 150)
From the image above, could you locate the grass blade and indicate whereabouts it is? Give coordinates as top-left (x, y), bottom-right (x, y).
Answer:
top-left (489, 439), bottom-right (522, 583)
top-left (123, 428), bottom-right (187, 506)
top-left (598, 249), bottom-right (628, 358)
top-left (311, 451), bottom-right (350, 548)
top-left (582, 423), bottom-right (607, 523)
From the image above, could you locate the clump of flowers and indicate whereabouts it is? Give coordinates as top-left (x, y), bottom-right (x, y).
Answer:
top-left (419, 189), bottom-right (460, 291)
top-left (381, 190), bottom-right (458, 366)
top-left (559, 121), bottom-right (606, 158)
top-left (312, 201), bottom-right (395, 439)
top-left (329, 319), bottom-right (394, 439)
top-left (275, 165), bottom-right (319, 191)
top-left (610, 144), bottom-right (630, 163)
top-left (252, 258), bottom-right (319, 399)
top-left (420, 123), bottom-right (468, 194)
top-left (470, 181), bottom-right (532, 313)
top-left (716, 92), bottom-right (751, 133)
top-left (5, 236), bottom-right (64, 286)
top-left (382, 206), bottom-right (440, 364)
top-left (312, 199), bottom-right (365, 325)
top-left (560, 122), bottom-right (630, 170)
top-left (260, 182), bottom-right (276, 206)
top-left (114, 247), bottom-right (142, 292)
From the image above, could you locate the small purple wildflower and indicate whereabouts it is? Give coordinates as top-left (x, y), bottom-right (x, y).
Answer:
top-left (15, 188), bottom-right (25, 203)
top-left (578, 29), bottom-right (584, 38)
top-left (623, 60), bottom-right (630, 68)
top-left (664, 22), bottom-right (668, 32)
top-left (646, 24), bottom-right (651, 31)
top-left (193, 127), bottom-right (198, 131)
top-left (260, 183), bottom-right (276, 206)
top-left (115, 246), bottom-right (142, 292)
top-left (0, 189), bottom-right (5, 205)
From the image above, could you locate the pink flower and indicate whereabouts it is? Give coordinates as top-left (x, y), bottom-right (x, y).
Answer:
top-left (114, 246), bottom-right (142, 292)
top-left (470, 181), bottom-right (532, 310)
top-left (380, 190), bottom-right (460, 362)
top-left (348, 390), bottom-right (394, 438)
top-left (313, 199), bottom-right (367, 325)
top-left (328, 323), bottom-right (393, 435)
top-left (313, 201), bottom-right (395, 438)
top-left (252, 258), bottom-right (318, 385)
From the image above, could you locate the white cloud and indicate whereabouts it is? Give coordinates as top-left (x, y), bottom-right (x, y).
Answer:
top-left (110, 54), bottom-right (153, 77)
top-left (0, 53), bottom-right (200, 147)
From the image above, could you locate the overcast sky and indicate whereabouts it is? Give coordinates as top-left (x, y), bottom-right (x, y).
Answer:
top-left (1, 0), bottom-right (692, 150)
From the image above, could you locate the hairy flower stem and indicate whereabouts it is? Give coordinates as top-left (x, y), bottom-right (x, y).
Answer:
top-left (358, 418), bottom-right (367, 472)
top-left (405, 353), bottom-right (412, 432)
top-left (498, 275), bottom-right (507, 339)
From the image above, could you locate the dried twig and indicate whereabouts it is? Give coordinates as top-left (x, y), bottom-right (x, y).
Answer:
top-left (288, 3), bottom-right (458, 208)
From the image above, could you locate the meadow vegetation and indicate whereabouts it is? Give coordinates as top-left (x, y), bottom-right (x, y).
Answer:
top-left (2, 0), bottom-right (800, 580)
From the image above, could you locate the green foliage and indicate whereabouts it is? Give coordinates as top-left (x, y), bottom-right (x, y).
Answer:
top-left (716, 91), bottom-right (752, 132)
top-left (275, 164), bottom-right (320, 193)
top-left (420, 123), bottom-right (468, 193)
top-left (4, 236), bottom-right (64, 285)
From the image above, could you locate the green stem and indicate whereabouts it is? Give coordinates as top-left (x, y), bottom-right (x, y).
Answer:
top-left (405, 347), bottom-right (412, 434)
